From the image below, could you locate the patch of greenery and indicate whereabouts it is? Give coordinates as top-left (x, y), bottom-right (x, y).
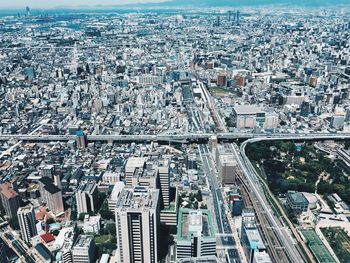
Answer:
top-left (95, 233), bottom-right (117, 255)
top-left (178, 190), bottom-right (204, 210)
top-left (246, 141), bottom-right (350, 203)
top-left (99, 200), bottom-right (114, 220)
top-left (321, 227), bottom-right (350, 263)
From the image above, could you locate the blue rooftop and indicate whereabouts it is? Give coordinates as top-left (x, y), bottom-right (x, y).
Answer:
top-left (76, 130), bottom-right (85, 136)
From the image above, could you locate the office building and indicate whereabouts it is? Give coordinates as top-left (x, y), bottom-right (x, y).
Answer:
top-left (137, 74), bottom-right (163, 86)
top-left (0, 182), bottom-right (20, 219)
top-left (108, 182), bottom-right (125, 211)
top-left (286, 191), bottom-right (309, 213)
top-left (217, 153), bottom-right (238, 185)
top-left (82, 215), bottom-right (101, 234)
top-left (38, 177), bottom-right (64, 216)
top-left (115, 186), bottom-right (160, 263)
top-left (176, 209), bottom-right (216, 260)
top-left (18, 206), bottom-right (37, 243)
top-left (160, 187), bottom-right (179, 226)
top-left (217, 74), bottom-right (227, 87)
top-left (124, 157), bottom-right (147, 186)
top-left (330, 115), bottom-right (345, 129)
top-left (227, 187), bottom-right (243, 216)
top-left (76, 181), bottom-right (98, 215)
top-left (231, 105), bottom-right (265, 129)
top-left (53, 223), bottom-right (77, 263)
top-left (72, 235), bottom-right (96, 263)
top-left (75, 130), bottom-right (87, 149)
top-left (125, 157), bottom-right (170, 210)
top-left (158, 159), bottom-right (170, 208)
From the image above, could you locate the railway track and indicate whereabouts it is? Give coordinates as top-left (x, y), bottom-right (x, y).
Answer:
top-left (237, 175), bottom-right (292, 263)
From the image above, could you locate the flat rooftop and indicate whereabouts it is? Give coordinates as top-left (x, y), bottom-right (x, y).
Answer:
top-left (115, 186), bottom-right (159, 211)
top-left (178, 208), bottom-right (215, 241)
top-left (233, 105), bottom-right (262, 115)
top-left (219, 154), bottom-right (237, 165)
top-left (73, 235), bottom-right (94, 248)
top-left (18, 206), bottom-right (34, 214)
top-left (125, 157), bottom-right (146, 169)
top-left (77, 181), bottom-right (96, 193)
top-left (245, 228), bottom-right (266, 250)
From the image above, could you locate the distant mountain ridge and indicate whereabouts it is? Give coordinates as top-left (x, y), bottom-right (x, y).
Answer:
top-left (149, 0), bottom-right (350, 7)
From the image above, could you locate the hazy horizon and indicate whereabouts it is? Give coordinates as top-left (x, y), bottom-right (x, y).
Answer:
top-left (0, 0), bottom-right (167, 9)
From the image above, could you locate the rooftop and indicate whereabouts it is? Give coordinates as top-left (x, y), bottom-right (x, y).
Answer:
top-left (73, 234), bottom-right (94, 248)
top-left (77, 181), bottom-right (96, 194)
top-left (178, 208), bottom-right (215, 241)
top-left (287, 191), bottom-right (309, 204)
top-left (115, 186), bottom-right (159, 211)
top-left (245, 228), bottom-right (266, 250)
top-left (34, 243), bottom-right (52, 261)
top-left (219, 154), bottom-right (237, 165)
top-left (233, 105), bottom-right (262, 115)
top-left (0, 182), bottom-right (18, 199)
top-left (17, 206), bottom-right (34, 214)
top-left (125, 157), bottom-right (147, 170)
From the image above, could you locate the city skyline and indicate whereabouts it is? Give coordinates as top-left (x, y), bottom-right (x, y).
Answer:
top-left (0, 0), bottom-right (349, 9)
top-left (0, 3), bottom-right (349, 263)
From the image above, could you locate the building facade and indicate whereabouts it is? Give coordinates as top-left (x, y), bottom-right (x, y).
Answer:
top-left (18, 206), bottom-right (37, 243)
top-left (75, 181), bottom-right (98, 215)
top-left (0, 182), bottom-right (20, 219)
top-left (38, 177), bottom-right (64, 216)
top-left (115, 186), bottom-right (160, 263)
top-left (286, 191), bottom-right (309, 213)
top-left (72, 235), bottom-right (96, 263)
top-left (176, 209), bottom-right (216, 260)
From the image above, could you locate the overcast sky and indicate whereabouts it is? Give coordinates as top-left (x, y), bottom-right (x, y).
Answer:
top-left (0, 0), bottom-right (167, 9)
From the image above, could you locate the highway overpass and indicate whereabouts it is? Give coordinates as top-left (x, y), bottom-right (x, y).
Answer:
top-left (0, 132), bottom-right (349, 143)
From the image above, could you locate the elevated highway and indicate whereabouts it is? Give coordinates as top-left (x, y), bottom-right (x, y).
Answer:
top-left (0, 132), bottom-right (349, 143)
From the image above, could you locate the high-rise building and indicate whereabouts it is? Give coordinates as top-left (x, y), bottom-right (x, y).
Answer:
top-left (176, 209), bottom-right (216, 260)
top-left (18, 206), bottom-right (37, 243)
top-left (217, 153), bottom-right (238, 185)
top-left (76, 181), bottom-right (98, 215)
top-left (158, 159), bottom-right (170, 209)
top-left (124, 157), bottom-right (147, 186)
top-left (217, 74), bottom-right (227, 87)
top-left (72, 235), bottom-right (96, 263)
top-left (38, 177), bottom-right (64, 216)
top-left (115, 186), bottom-right (160, 263)
top-left (330, 115), bottom-right (345, 129)
top-left (0, 182), bottom-right (20, 219)
top-left (26, 6), bottom-right (30, 16)
top-left (75, 130), bottom-right (87, 149)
